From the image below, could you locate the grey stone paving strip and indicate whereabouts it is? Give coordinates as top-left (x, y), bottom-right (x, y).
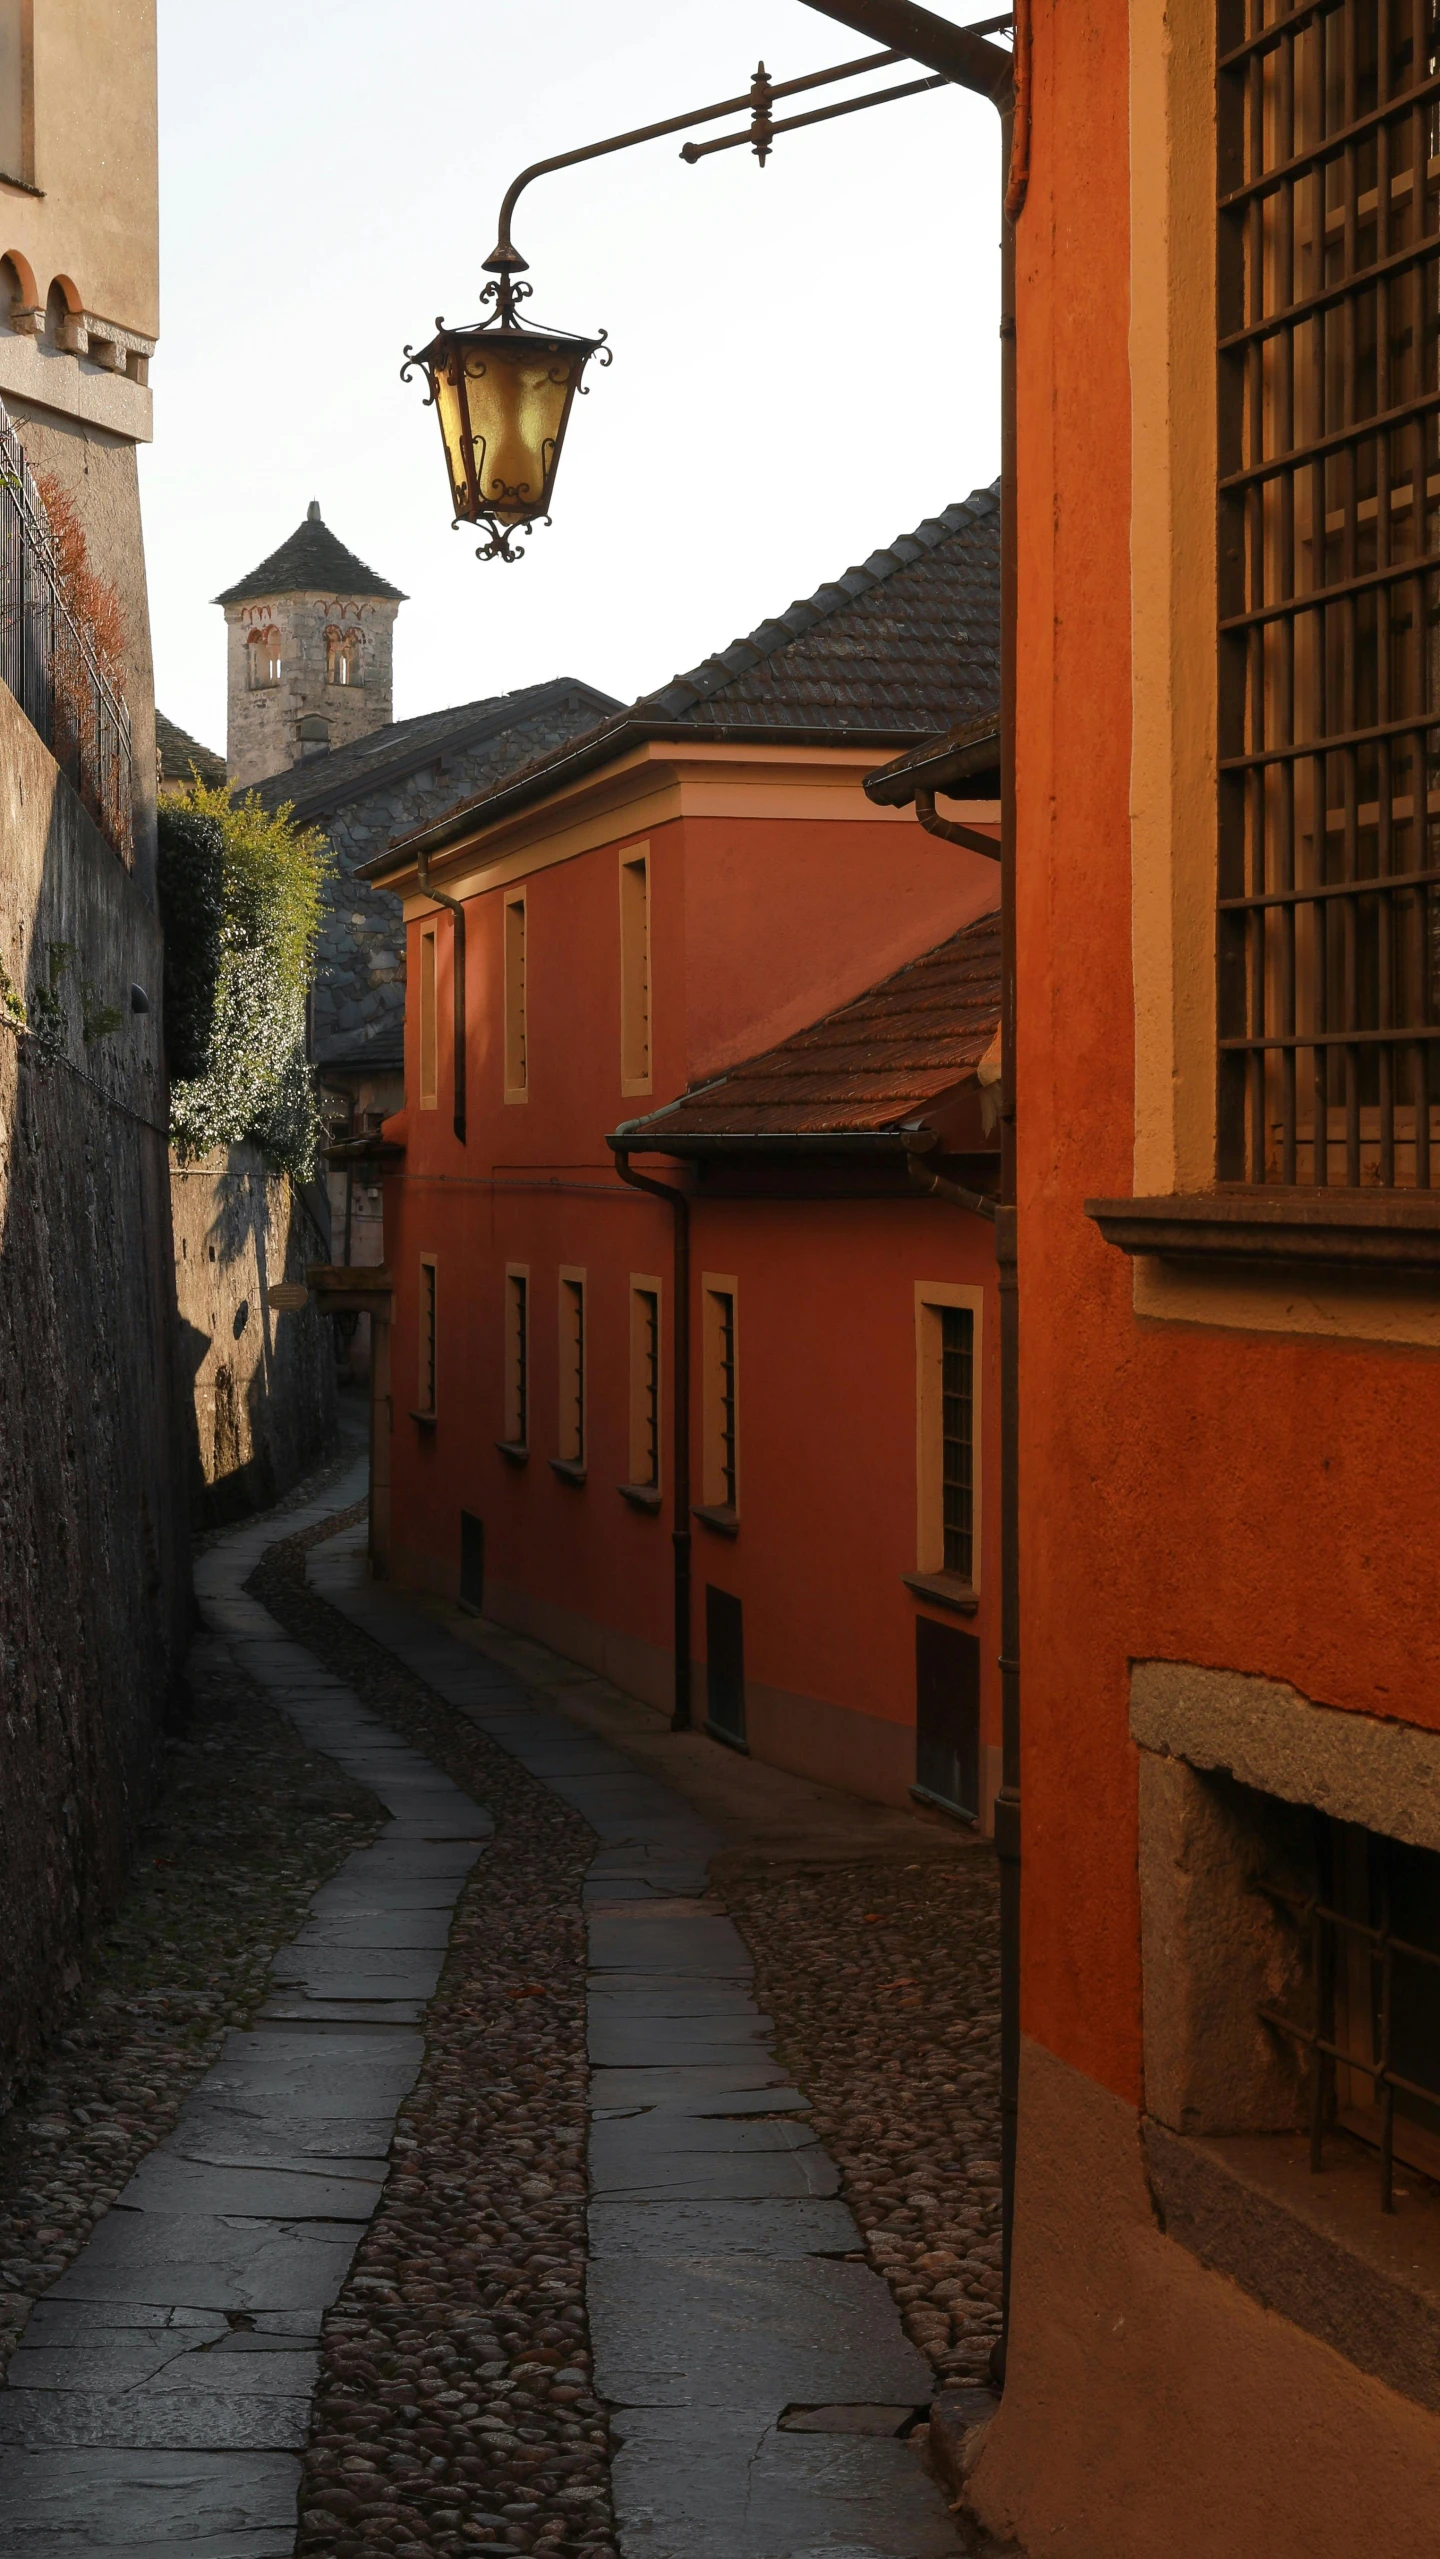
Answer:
top-left (0, 1459), bottom-right (498, 2559)
top-left (311, 1529), bottom-right (961, 2559)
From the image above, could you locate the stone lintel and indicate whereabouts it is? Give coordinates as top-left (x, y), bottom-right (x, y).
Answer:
top-left (1130, 1658), bottom-right (1440, 1855)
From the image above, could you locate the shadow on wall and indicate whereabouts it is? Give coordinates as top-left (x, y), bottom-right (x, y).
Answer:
top-left (0, 695), bottom-right (191, 2105)
top-left (171, 1144), bottom-right (337, 1529)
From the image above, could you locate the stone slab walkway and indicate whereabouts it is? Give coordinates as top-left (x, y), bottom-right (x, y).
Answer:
top-left (312, 1527), bottom-right (961, 2559)
top-left (1, 1471), bottom-right (964, 2558)
top-left (0, 1461), bottom-right (497, 2557)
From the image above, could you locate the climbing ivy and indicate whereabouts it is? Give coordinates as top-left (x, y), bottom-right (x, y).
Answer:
top-left (158, 783), bottom-right (332, 1181)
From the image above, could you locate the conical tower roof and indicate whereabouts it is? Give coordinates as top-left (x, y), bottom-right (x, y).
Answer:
top-left (214, 500), bottom-right (405, 607)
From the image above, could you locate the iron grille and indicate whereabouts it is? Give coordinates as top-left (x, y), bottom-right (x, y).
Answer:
top-left (1257, 1819), bottom-right (1440, 2209)
top-left (421, 1262), bottom-right (437, 1415)
top-left (563, 1276), bottom-right (585, 1463)
top-left (717, 1291), bottom-right (737, 1510)
top-left (509, 1271), bottom-right (528, 1447)
top-left (1217, 0), bottom-right (1440, 1185)
top-left (638, 1287), bottom-right (659, 1486)
top-left (0, 397), bottom-right (132, 865)
top-left (940, 1305), bottom-right (974, 1580)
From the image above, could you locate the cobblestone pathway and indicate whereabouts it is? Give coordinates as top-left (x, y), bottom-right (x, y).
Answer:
top-left (0, 1468), bottom-right (988, 2557)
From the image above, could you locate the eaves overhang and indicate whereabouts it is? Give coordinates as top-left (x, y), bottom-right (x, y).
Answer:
top-left (608, 1125), bottom-right (916, 1158)
top-left (865, 711), bottom-right (1002, 807)
top-left (360, 716), bottom-right (946, 895)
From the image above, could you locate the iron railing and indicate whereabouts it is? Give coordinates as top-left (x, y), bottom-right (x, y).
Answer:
top-left (0, 397), bottom-right (133, 865)
top-left (1257, 1828), bottom-right (1440, 2211)
top-left (1217, 0), bottom-right (1440, 1186)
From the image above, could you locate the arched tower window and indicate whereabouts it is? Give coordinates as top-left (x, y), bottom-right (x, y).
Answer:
top-left (248, 625), bottom-right (282, 689)
top-left (326, 625), bottom-right (364, 688)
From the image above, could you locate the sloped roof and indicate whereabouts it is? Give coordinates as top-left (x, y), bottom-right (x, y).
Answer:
top-left (155, 709), bottom-right (225, 789)
top-left (215, 503), bottom-right (405, 607)
top-left (617, 907), bottom-right (1001, 1146)
top-left (371, 485), bottom-right (1001, 875)
top-left (634, 485), bottom-right (999, 737)
top-left (249, 678), bottom-right (622, 823)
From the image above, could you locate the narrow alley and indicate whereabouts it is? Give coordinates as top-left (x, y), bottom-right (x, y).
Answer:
top-left (0, 1446), bottom-right (1003, 2557)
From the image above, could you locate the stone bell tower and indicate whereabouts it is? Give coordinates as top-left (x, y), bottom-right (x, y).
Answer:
top-left (215, 500), bottom-right (406, 790)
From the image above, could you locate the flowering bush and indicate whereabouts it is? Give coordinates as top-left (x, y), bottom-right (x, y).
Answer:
top-left (158, 781), bottom-right (332, 1180)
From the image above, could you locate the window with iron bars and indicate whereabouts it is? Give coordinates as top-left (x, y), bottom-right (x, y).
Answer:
top-left (941, 1304), bottom-right (974, 1582)
top-left (1217, 0), bottom-right (1440, 1187)
top-left (1258, 1813), bottom-right (1440, 2209)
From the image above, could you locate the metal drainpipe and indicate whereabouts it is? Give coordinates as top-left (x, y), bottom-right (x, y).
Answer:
top-left (416, 849), bottom-right (467, 1145)
top-left (906, 1149), bottom-right (998, 1222)
top-left (802, 0), bottom-right (1024, 2387)
top-left (913, 789), bottom-right (1003, 858)
top-left (612, 1147), bottom-right (693, 1733)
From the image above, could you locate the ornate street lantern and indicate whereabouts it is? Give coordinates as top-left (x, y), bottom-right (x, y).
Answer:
top-left (403, 252), bottom-right (608, 565)
top-left (405, 43), bottom-right (972, 564)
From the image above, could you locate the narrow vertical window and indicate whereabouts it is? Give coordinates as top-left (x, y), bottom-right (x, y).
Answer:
top-left (504, 893), bottom-right (528, 1100)
top-left (417, 1256), bottom-right (437, 1419)
top-left (619, 848), bottom-right (652, 1094)
top-left (503, 1265), bottom-right (529, 1450)
top-left (556, 1269), bottom-right (586, 1472)
top-left (419, 926), bottom-right (438, 1109)
top-left (915, 1287), bottom-right (982, 1592)
top-left (700, 1279), bottom-right (738, 1519)
top-left (940, 1306), bottom-right (974, 1581)
top-left (628, 1278), bottom-right (662, 1493)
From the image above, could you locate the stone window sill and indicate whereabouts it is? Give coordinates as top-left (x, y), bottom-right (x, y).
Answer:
top-left (495, 1439), bottom-right (529, 1466)
top-left (1087, 1189), bottom-right (1440, 1270)
top-left (902, 1571), bottom-right (979, 1616)
top-left (693, 1502), bottom-right (739, 1538)
top-left (1143, 2118), bottom-right (1440, 2410)
top-left (618, 1481), bottom-right (663, 1512)
top-left (549, 1457), bottom-right (587, 1486)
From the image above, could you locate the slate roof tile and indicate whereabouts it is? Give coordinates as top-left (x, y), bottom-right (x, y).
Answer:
top-left (624, 908), bottom-right (1001, 1142)
top-left (215, 504), bottom-right (406, 607)
top-left (377, 484), bottom-right (1001, 869)
top-left (249, 677), bottom-right (621, 822)
top-left (155, 710), bottom-right (225, 789)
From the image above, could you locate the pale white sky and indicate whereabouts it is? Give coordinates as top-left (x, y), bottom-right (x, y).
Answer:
top-left (143, 2), bottom-right (1002, 757)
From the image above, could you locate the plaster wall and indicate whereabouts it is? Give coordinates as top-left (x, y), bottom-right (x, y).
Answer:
top-left (968, 2042), bottom-right (1440, 2559)
top-left (379, 784), bottom-right (1000, 1815)
top-left (993, 0), bottom-right (1440, 2540)
top-left (0, 679), bottom-right (188, 2102)
top-left (300, 687), bottom-right (611, 1080)
top-left (170, 1146), bottom-right (336, 1528)
top-left (0, 0), bottom-right (158, 336)
top-left (225, 593), bottom-right (398, 791)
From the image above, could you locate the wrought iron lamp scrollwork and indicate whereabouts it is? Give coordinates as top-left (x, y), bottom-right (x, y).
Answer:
top-left (404, 25), bottom-right (1010, 561)
top-left (401, 258), bottom-right (609, 566)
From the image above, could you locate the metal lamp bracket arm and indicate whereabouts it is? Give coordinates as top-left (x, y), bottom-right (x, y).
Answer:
top-left (484, 28), bottom-right (1012, 274)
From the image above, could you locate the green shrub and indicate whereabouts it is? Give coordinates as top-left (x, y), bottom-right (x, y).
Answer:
top-left (157, 782), bottom-right (332, 1180)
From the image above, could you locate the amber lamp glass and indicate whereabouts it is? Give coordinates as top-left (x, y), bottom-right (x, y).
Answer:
top-left (407, 311), bottom-right (604, 547)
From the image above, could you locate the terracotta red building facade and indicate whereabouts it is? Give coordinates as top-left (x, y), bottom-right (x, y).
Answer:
top-left (963, 1), bottom-right (1440, 2550)
top-left (364, 496), bottom-right (1007, 1822)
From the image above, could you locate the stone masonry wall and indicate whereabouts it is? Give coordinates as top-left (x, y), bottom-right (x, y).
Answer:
top-left (225, 591), bottom-right (398, 790)
top-left (171, 1146), bottom-right (338, 1529)
top-left (0, 682), bottom-right (191, 2104)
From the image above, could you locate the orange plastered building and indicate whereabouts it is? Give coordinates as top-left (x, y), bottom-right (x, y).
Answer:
top-left (966, 0), bottom-right (1440, 2550)
top-left (361, 495), bottom-right (1007, 1824)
